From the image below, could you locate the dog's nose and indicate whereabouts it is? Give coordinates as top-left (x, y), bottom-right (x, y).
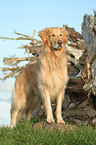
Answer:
top-left (57, 40), bottom-right (62, 45)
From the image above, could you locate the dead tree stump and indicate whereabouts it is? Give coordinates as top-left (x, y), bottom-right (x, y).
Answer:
top-left (63, 11), bottom-right (96, 126)
top-left (82, 11), bottom-right (96, 96)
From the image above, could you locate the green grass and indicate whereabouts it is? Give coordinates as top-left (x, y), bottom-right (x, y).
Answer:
top-left (0, 118), bottom-right (96, 145)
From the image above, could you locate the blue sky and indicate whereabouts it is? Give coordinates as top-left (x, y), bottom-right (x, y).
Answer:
top-left (0, 0), bottom-right (96, 78)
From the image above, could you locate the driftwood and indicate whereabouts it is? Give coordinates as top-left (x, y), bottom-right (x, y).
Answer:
top-left (63, 25), bottom-right (85, 50)
top-left (63, 11), bottom-right (96, 126)
top-left (81, 11), bottom-right (96, 96)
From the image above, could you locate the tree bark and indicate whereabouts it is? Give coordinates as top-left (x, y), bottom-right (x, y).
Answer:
top-left (63, 11), bottom-right (96, 126)
top-left (81, 11), bottom-right (96, 96)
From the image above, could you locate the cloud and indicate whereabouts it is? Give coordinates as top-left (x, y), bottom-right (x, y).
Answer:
top-left (0, 79), bottom-right (13, 126)
top-left (0, 79), bottom-right (15, 92)
top-left (0, 101), bottom-right (11, 126)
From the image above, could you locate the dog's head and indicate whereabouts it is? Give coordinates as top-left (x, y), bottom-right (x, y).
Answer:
top-left (39, 27), bottom-right (68, 50)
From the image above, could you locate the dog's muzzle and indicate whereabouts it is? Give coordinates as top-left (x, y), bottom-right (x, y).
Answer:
top-left (54, 40), bottom-right (63, 50)
top-left (57, 40), bottom-right (62, 45)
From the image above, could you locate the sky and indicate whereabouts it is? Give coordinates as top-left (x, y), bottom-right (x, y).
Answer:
top-left (0, 0), bottom-right (96, 70)
top-left (0, 0), bottom-right (96, 126)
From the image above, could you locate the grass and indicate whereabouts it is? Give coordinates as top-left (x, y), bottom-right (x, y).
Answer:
top-left (0, 118), bottom-right (96, 145)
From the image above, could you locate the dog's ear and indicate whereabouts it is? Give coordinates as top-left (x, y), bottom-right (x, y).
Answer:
top-left (39, 28), bottom-right (49, 44)
top-left (62, 29), bottom-right (69, 43)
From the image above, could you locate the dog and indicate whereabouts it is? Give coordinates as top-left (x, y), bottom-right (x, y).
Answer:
top-left (10, 27), bottom-right (69, 128)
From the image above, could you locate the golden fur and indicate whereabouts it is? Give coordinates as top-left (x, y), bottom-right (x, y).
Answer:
top-left (10, 27), bottom-right (69, 128)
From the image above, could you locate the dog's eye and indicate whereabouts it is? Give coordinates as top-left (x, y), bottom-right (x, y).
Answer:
top-left (51, 34), bottom-right (55, 37)
top-left (60, 34), bottom-right (62, 36)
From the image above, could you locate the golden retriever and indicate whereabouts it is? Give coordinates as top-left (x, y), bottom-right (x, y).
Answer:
top-left (10, 27), bottom-right (69, 128)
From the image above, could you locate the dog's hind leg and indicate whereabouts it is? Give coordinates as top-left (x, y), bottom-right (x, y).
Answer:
top-left (10, 93), bottom-right (26, 128)
top-left (26, 96), bottom-right (41, 120)
top-left (10, 108), bottom-right (19, 128)
top-left (11, 104), bottom-right (25, 128)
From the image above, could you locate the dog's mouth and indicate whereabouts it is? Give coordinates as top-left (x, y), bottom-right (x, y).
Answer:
top-left (53, 44), bottom-right (63, 50)
top-left (53, 46), bottom-right (62, 50)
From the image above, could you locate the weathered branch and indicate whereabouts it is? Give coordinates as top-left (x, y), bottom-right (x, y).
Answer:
top-left (63, 25), bottom-right (83, 42)
top-left (3, 57), bottom-right (31, 66)
top-left (0, 30), bottom-right (41, 43)
top-left (81, 11), bottom-right (96, 96)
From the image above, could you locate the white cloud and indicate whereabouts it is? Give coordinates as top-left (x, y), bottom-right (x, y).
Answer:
top-left (0, 79), bottom-right (14, 126)
top-left (0, 101), bottom-right (11, 127)
top-left (0, 79), bottom-right (15, 92)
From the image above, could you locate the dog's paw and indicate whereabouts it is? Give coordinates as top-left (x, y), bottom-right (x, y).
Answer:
top-left (47, 117), bottom-right (55, 123)
top-left (57, 118), bottom-right (65, 124)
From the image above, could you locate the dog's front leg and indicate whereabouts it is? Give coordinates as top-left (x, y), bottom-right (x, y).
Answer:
top-left (41, 89), bottom-right (55, 123)
top-left (56, 90), bottom-right (65, 124)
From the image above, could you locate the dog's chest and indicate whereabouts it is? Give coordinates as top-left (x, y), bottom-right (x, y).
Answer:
top-left (37, 54), bottom-right (68, 99)
top-left (38, 65), bottom-right (67, 99)
top-left (46, 69), bottom-right (66, 94)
